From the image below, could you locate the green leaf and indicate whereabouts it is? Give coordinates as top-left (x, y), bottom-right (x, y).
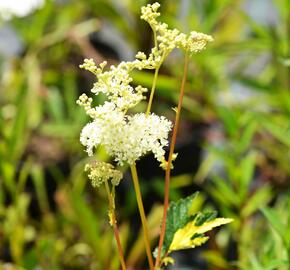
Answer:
top-left (237, 120), bottom-right (257, 153)
top-left (217, 106), bottom-right (238, 137)
top-left (262, 121), bottom-right (290, 147)
top-left (47, 87), bottom-right (65, 122)
top-left (211, 176), bottom-right (241, 207)
top-left (163, 193), bottom-right (199, 254)
top-left (68, 191), bottom-right (107, 265)
top-left (162, 193), bottom-right (233, 257)
top-left (31, 165), bottom-right (50, 214)
top-left (169, 217), bottom-right (232, 252)
top-left (261, 207), bottom-right (287, 243)
top-left (195, 211), bottom-right (217, 226)
top-left (265, 259), bottom-right (289, 270)
top-left (241, 185), bottom-right (272, 217)
top-left (238, 151), bottom-right (257, 201)
top-left (248, 252), bottom-right (264, 270)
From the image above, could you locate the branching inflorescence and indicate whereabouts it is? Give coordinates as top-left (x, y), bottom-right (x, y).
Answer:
top-left (77, 2), bottom-right (212, 171)
top-left (77, 2), bottom-right (219, 270)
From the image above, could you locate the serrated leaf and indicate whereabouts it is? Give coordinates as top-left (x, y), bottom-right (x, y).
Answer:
top-left (162, 193), bottom-right (233, 258)
top-left (163, 193), bottom-right (198, 253)
top-left (195, 211), bottom-right (217, 226)
top-left (169, 217), bottom-right (233, 252)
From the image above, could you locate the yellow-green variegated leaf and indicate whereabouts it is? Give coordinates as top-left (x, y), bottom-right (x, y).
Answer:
top-left (169, 218), bottom-right (233, 252)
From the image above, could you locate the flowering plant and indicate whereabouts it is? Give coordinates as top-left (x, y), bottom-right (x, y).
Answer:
top-left (77, 2), bottom-right (232, 269)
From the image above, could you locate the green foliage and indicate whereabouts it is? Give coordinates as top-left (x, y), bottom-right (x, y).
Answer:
top-left (261, 198), bottom-right (290, 265)
top-left (160, 193), bottom-right (232, 266)
top-left (237, 196), bottom-right (290, 270)
top-left (0, 0), bottom-right (289, 269)
top-left (163, 193), bottom-right (199, 254)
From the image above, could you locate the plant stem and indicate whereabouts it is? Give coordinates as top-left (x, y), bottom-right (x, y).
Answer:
top-left (155, 52), bottom-right (189, 268)
top-left (287, 245), bottom-right (290, 270)
top-left (104, 181), bottom-right (127, 270)
top-left (130, 163), bottom-right (154, 270)
top-left (287, 9), bottom-right (290, 92)
top-left (146, 66), bottom-right (160, 116)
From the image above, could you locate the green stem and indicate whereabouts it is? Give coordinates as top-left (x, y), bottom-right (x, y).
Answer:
top-left (287, 247), bottom-right (290, 270)
top-left (287, 9), bottom-right (290, 91)
top-left (104, 181), bottom-right (127, 270)
top-left (284, 237), bottom-right (290, 270)
top-left (146, 66), bottom-right (160, 116)
top-left (155, 52), bottom-right (189, 268)
top-left (130, 164), bottom-right (154, 270)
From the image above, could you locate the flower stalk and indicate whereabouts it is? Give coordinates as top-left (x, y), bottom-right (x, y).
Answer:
top-left (104, 181), bottom-right (127, 270)
top-left (146, 66), bottom-right (160, 116)
top-left (130, 163), bottom-right (154, 270)
top-left (77, 3), bottom-right (213, 269)
top-left (155, 52), bottom-right (189, 268)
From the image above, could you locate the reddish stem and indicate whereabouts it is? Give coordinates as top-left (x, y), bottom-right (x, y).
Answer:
top-left (154, 53), bottom-right (189, 268)
top-left (112, 217), bottom-right (127, 270)
top-left (104, 181), bottom-right (127, 270)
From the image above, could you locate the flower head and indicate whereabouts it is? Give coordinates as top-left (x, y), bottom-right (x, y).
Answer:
top-left (177, 31), bottom-right (214, 53)
top-left (79, 59), bottom-right (148, 113)
top-left (140, 2), bottom-right (213, 57)
top-left (85, 161), bottom-right (123, 187)
top-left (80, 112), bottom-right (172, 165)
top-left (77, 2), bottom-right (212, 173)
top-left (140, 2), bottom-right (161, 30)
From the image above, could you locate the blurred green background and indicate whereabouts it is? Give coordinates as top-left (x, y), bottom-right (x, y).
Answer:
top-left (0, 0), bottom-right (289, 269)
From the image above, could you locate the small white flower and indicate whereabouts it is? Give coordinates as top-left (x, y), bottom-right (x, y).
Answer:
top-left (80, 121), bottom-right (102, 156)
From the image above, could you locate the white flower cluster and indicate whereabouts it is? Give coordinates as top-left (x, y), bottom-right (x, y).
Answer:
top-left (140, 2), bottom-right (161, 30)
top-left (79, 60), bottom-right (148, 112)
top-left (141, 2), bottom-right (213, 55)
top-left (77, 2), bottom-right (213, 176)
top-left (92, 62), bottom-right (148, 111)
top-left (80, 112), bottom-right (171, 165)
top-left (77, 59), bottom-right (172, 166)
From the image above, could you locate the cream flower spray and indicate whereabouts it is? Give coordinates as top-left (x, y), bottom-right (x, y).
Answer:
top-left (76, 2), bottom-right (224, 270)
